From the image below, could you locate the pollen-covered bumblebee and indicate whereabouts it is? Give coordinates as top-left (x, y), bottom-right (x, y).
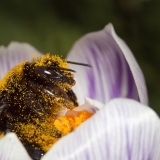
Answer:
top-left (0, 54), bottom-right (87, 160)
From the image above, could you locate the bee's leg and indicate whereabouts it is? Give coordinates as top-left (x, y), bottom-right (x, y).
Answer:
top-left (67, 89), bottom-right (79, 107)
top-left (24, 141), bottom-right (45, 160)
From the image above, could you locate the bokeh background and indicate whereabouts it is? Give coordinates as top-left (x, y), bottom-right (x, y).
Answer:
top-left (0, 0), bottom-right (160, 115)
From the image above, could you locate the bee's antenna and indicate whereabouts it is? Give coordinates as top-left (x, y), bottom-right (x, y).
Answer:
top-left (67, 61), bottom-right (92, 68)
top-left (50, 66), bottom-right (76, 72)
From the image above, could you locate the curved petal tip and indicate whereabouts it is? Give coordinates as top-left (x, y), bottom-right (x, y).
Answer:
top-left (105, 24), bottom-right (148, 105)
top-left (67, 23), bottom-right (148, 105)
top-left (0, 41), bottom-right (42, 80)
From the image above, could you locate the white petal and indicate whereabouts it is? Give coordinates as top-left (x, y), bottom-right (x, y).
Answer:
top-left (109, 24), bottom-right (148, 105)
top-left (0, 133), bottom-right (31, 160)
top-left (0, 41), bottom-right (42, 80)
top-left (42, 98), bottom-right (160, 160)
top-left (73, 97), bottom-right (104, 113)
top-left (57, 98), bottom-right (103, 117)
top-left (67, 23), bottom-right (148, 105)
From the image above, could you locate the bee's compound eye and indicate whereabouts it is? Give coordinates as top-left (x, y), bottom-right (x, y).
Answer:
top-left (46, 69), bottom-right (63, 79)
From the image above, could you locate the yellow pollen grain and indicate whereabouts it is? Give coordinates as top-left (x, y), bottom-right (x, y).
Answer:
top-left (0, 133), bottom-right (4, 138)
top-left (54, 110), bottom-right (93, 134)
top-left (33, 53), bottom-right (68, 69)
top-left (0, 62), bottom-right (25, 93)
top-left (14, 117), bottom-right (60, 152)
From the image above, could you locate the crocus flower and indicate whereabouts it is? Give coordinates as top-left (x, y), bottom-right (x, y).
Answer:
top-left (0, 24), bottom-right (160, 160)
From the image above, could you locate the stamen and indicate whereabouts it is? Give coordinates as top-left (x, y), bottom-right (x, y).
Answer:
top-left (54, 110), bottom-right (93, 134)
top-left (67, 61), bottom-right (92, 67)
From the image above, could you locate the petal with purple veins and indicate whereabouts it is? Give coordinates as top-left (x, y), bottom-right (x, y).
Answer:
top-left (42, 98), bottom-right (160, 160)
top-left (0, 42), bottom-right (42, 80)
top-left (67, 24), bottom-right (148, 105)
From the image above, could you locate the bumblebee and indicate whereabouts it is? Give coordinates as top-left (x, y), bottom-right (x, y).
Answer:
top-left (0, 54), bottom-right (90, 160)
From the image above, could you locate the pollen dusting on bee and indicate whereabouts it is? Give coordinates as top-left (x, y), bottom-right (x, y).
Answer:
top-left (0, 53), bottom-right (72, 94)
top-left (0, 62), bottom-right (25, 93)
top-left (0, 53), bottom-right (78, 160)
top-left (33, 53), bottom-right (68, 69)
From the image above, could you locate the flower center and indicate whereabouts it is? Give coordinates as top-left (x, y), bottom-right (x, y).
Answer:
top-left (54, 110), bottom-right (93, 135)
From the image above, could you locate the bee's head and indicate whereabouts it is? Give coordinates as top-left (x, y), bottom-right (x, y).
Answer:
top-left (23, 54), bottom-right (76, 90)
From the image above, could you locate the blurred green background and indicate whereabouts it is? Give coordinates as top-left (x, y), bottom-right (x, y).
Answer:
top-left (0, 0), bottom-right (160, 115)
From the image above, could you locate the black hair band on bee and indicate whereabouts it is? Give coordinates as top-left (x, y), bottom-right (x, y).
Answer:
top-left (50, 66), bottom-right (76, 72)
top-left (67, 61), bottom-right (92, 68)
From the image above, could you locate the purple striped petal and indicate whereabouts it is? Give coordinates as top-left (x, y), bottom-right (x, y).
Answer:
top-left (0, 133), bottom-right (31, 160)
top-left (67, 23), bottom-right (148, 105)
top-left (42, 98), bottom-right (160, 160)
top-left (0, 42), bottom-right (42, 80)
